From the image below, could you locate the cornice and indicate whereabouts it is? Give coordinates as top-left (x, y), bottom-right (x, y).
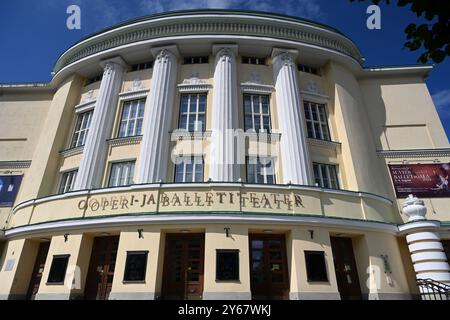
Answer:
top-left (53, 11), bottom-right (363, 74)
top-left (118, 89), bottom-right (149, 101)
top-left (60, 146), bottom-right (84, 158)
top-left (170, 131), bottom-right (212, 141)
top-left (177, 82), bottom-right (212, 93)
top-left (0, 160), bottom-right (31, 169)
top-left (241, 82), bottom-right (275, 94)
top-left (74, 100), bottom-right (96, 114)
top-left (107, 135), bottom-right (143, 147)
top-left (307, 138), bottom-right (342, 151)
top-left (377, 148), bottom-right (450, 158)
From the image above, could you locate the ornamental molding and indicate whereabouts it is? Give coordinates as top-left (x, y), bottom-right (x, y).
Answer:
top-left (53, 15), bottom-right (363, 74)
top-left (107, 135), bottom-right (143, 147)
top-left (60, 146), bottom-right (84, 158)
top-left (307, 138), bottom-right (341, 151)
top-left (245, 132), bottom-right (281, 143)
top-left (240, 82), bottom-right (275, 94)
top-left (118, 89), bottom-right (149, 101)
top-left (170, 131), bottom-right (212, 141)
top-left (74, 100), bottom-right (96, 114)
top-left (377, 148), bottom-right (450, 158)
top-left (178, 76), bottom-right (212, 93)
top-left (300, 90), bottom-right (330, 103)
top-left (0, 160), bottom-right (31, 169)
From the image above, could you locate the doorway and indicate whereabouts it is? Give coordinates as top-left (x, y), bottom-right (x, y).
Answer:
top-left (26, 242), bottom-right (50, 300)
top-left (249, 234), bottom-right (289, 300)
top-left (84, 236), bottom-right (119, 300)
top-left (330, 236), bottom-right (362, 300)
top-left (161, 234), bottom-right (205, 300)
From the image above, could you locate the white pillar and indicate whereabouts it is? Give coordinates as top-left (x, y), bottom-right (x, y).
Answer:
top-left (400, 195), bottom-right (450, 285)
top-left (272, 48), bottom-right (313, 185)
top-left (74, 57), bottom-right (125, 190)
top-left (136, 47), bottom-right (178, 183)
top-left (209, 46), bottom-right (239, 182)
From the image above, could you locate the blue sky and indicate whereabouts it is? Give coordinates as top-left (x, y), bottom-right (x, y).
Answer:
top-left (1, 0), bottom-right (449, 139)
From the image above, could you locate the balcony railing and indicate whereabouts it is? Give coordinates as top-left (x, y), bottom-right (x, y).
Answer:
top-left (417, 278), bottom-right (450, 300)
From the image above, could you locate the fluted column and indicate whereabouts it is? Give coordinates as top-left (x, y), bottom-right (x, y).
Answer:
top-left (136, 48), bottom-right (178, 183)
top-left (74, 57), bottom-right (125, 190)
top-left (210, 46), bottom-right (239, 182)
top-left (272, 49), bottom-right (313, 185)
top-left (400, 195), bottom-right (450, 286)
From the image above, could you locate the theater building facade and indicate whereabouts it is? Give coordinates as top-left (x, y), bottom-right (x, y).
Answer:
top-left (0, 10), bottom-right (449, 300)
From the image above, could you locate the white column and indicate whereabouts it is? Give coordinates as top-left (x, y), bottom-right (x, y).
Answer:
top-left (272, 49), bottom-right (313, 185)
top-left (210, 46), bottom-right (239, 182)
top-left (136, 48), bottom-right (178, 183)
top-left (400, 195), bottom-right (450, 286)
top-left (74, 57), bottom-right (125, 190)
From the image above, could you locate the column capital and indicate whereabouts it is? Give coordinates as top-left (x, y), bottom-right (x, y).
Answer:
top-left (150, 45), bottom-right (180, 60)
top-left (212, 44), bottom-right (238, 57)
top-left (271, 48), bottom-right (299, 64)
top-left (99, 56), bottom-right (127, 70)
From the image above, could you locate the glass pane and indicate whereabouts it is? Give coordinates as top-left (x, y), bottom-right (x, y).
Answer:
top-left (198, 95), bottom-right (206, 113)
top-left (244, 95), bottom-right (252, 114)
top-left (181, 95), bottom-right (189, 113)
top-left (252, 240), bottom-right (263, 249)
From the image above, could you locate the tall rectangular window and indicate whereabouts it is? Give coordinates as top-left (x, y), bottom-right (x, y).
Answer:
top-left (118, 99), bottom-right (145, 137)
top-left (242, 57), bottom-right (266, 65)
top-left (244, 94), bottom-right (271, 133)
top-left (174, 156), bottom-right (204, 183)
top-left (313, 163), bottom-right (339, 189)
top-left (183, 56), bottom-right (209, 64)
top-left (304, 101), bottom-right (331, 141)
top-left (178, 94), bottom-right (206, 132)
top-left (123, 251), bottom-right (148, 282)
top-left (71, 110), bottom-right (93, 148)
top-left (58, 170), bottom-right (78, 194)
top-left (246, 157), bottom-right (276, 184)
top-left (108, 161), bottom-right (135, 187)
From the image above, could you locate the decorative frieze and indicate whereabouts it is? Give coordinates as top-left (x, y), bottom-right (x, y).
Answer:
top-left (107, 135), bottom-right (143, 147)
top-left (59, 146), bottom-right (84, 158)
top-left (53, 15), bottom-right (363, 74)
top-left (74, 100), bottom-right (96, 114)
top-left (118, 89), bottom-right (149, 101)
top-left (0, 160), bottom-right (31, 169)
top-left (377, 148), bottom-right (450, 158)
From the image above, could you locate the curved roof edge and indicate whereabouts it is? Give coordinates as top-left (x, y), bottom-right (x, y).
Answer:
top-left (52, 9), bottom-right (365, 75)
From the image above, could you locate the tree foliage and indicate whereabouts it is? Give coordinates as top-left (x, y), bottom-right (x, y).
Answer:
top-left (351, 0), bottom-right (450, 63)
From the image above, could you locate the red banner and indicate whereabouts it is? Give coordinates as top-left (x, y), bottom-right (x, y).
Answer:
top-left (388, 163), bottom-right (450, 198)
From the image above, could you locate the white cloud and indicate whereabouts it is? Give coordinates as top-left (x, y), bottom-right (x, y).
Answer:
top-left (433, 89), bottom-right (450, 110)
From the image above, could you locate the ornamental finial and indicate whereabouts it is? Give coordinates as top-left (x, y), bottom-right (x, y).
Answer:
top-left (402, 194), bottom-right (427, 222)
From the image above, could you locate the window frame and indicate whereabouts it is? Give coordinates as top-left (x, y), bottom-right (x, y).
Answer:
top-left (131, 61), bottom-right (153, 71)
top-left (313, 163), bottom-right (340, 189)
top-left (241, 57), bottom-right (266, 65)
top-left (108, 160), bottom-right (136, 187)
top-left (177, 93), bottom-right (207, 132)
top-left (304, 101), bottom-right (331, 141)
top-left (58, 170), bottom-right (78, 194)
top-left (183, 56), bottom-right (209, 64)
top-left (117, 98), bottom-right (146, 138)
top-left (304, 251), bottom-right (329, 283)
top-left (243, 94), bottom-right (272, 133)
top-left (246, 156), bottom-right (276, 185)
top-left (47, 254), bottom-right (70, 285)
top-left (174, 156), bottom-right (204, 183)
top-left (123, 251), bottom-right (149, 283)
top-left (216, 249), bottom-right (240, 281)
top-left (70, 110), bottom-right (93, 149)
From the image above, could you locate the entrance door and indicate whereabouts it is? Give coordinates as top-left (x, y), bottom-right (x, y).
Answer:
top-left (249, 234), bottom-right (289, 300)
top-left (162, 234), bottom-right (205, 300)
top-left (26, 242), bottom-right (50, 300)
top-left (84, 236), bottom-right (119, 300)
top-left (330, 237), bottom-right (362, 300)
top-left (442, 240), bottom-right (450, 263)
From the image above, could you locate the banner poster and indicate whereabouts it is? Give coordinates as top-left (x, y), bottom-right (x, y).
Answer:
top-left (388, 163), bottom-right (450, 198)
top-left (0, 175), bottom-right (23, 206)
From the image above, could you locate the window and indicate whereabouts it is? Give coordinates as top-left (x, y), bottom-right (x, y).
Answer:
top-left (216, 250), bottom-right (239, 281)
top-left (244, 94), bottom-right (271, 133)
top-left (71, 110), bottom-right (93, 148)
top-left (304, 251), bottom-right (328, 282)
top-left (298, 64), bottom-right (318, 75)
top-left (86, 75), bottom-right (102, 85)
top-left (123, 251), bottom-right (148, 282)
top-left (108, 161), bottom-right (135, 187)
top-left (183, 56), bottom-right (209, 64)
top-left (313, 163), bottom-right (339, 189)
top-left (178, 94), bottom-right (206, 132)
top-left (304, 101), bottom-right (331, 141)
top-left (58, 170), bottom-right (78, 194)
top-left (242, 57), bottom-right (266, 65)
top-left (47, 255), bottom-right (70, 284)
top-left (174, 156), bottom-right (204, 183)
top-left (131, 61), bottom-right (153, 71)
top-left (118, 99), bottom-right (145, 137)
top-left (247, 157), bottom-right (276, 184)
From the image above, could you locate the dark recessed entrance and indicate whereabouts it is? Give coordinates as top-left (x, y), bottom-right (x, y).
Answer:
top-left (162, 234), bottom-right (205, 300)
top-left (330, 236), bottom-right (362, 300)
top-left (249, 234), bottom-right (289, 300)
top-left (27, 241), bottom-right (50, 300)
top-left (84, 236), bottom-right (119, 300)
